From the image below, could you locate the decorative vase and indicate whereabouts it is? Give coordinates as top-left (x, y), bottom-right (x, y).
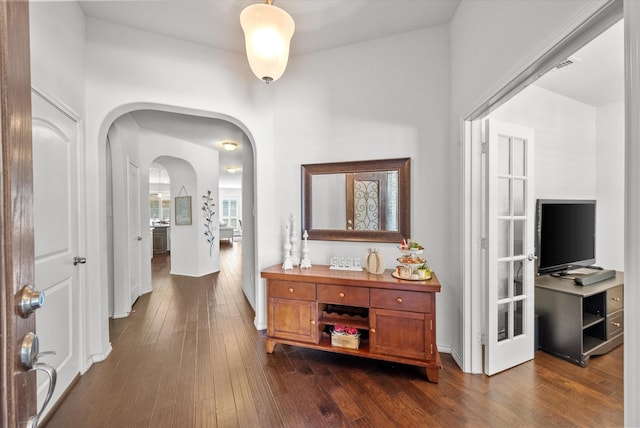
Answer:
top-left (366, 248), bottom-right (385, 275)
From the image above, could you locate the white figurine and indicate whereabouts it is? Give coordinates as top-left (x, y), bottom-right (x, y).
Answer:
top-left (290, 214), bottom-right (300, 266)
top-left (282, 222), bottom-right (293, 270)
top-left (300, 230), bottom-right (312, 269)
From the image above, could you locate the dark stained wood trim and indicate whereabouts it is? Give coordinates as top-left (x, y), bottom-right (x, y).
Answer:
top-left (301, 157), bottom-right (410, 242)
top-left (0, 0), bottom-right (35, 426)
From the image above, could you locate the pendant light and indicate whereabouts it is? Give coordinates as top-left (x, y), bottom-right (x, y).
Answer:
top-left (240, 0), bottom-right (295, 84)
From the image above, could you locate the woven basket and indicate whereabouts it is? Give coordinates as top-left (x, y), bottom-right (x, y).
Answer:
top-left (331, 332), bottom-right (360, 349)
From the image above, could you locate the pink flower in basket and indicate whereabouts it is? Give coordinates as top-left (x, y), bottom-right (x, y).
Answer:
top-left (345, 327), bottom-right (358, 336)
top-left (333, 325), bottom-right (346, 334)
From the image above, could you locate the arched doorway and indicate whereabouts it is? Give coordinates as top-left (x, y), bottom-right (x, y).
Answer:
top-left (104, 107), bottom-right (257, 319)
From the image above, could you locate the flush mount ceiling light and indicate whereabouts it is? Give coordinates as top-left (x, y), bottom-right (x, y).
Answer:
top-left (222, 141), bottom-right (238, 151)
top-left (226, 166), bottom-right (239, 173)
top-left (240, 0), bottom-right (295, 84)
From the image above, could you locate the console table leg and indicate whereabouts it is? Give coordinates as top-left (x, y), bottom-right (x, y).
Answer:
top-left (265, 338), bottom-right (277, 353)
top-left (426, 367), bottom-right (440, 383)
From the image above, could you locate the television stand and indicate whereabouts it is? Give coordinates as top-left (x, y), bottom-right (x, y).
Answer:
top-left (535, 272), bottom-right (623, 367)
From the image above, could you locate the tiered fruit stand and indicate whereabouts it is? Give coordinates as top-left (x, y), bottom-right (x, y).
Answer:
top-left (392, 241), bottom-right (431, 281)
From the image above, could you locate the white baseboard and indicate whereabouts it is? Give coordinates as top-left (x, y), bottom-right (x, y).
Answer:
top-left (82, 344), bottom-right (112, 374)
top-left (169, 268), bottom-right (220, 277)
top-left (254, 317), bottom-right (267, 330)
top-left (112, 311), bottom-right (130, 319)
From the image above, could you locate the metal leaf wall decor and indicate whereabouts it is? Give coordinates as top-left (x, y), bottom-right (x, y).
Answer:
top-left (202, 190), bottom-right (215, 256)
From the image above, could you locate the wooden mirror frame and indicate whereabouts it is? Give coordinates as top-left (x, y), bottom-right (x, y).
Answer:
top-left (301, 158), bottom-right (411, 242)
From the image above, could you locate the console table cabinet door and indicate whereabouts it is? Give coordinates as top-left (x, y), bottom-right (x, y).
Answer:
top-left (370, 308), bottom-right (433, 361)
top-left (268, 297), bottom-right (318, 344)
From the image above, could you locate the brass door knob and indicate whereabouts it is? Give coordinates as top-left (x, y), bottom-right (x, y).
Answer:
top-left (338, 292), bottom-right (345, 298)
top-left (311, 320), bottom-right (316, 325)
top-left (396, 297), bottom-right (403, 304)
top-left (288, 287), bottom-right (294, 293)
top-left (370, 328), bottom-right (376, 334)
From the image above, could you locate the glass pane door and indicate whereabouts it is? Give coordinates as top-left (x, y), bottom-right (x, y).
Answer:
top-left (485, 119), bottom-right (535, 375)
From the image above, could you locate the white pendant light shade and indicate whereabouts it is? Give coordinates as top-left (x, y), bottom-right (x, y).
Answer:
top-left (240, 2), bottom-right (295, 84)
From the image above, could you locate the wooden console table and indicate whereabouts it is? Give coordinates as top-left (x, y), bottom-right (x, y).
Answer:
top-left (261, 264), bottom-right (442, 383)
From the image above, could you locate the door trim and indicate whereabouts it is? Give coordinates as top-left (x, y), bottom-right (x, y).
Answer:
top-left (624, 2), bottom-right (640, 424)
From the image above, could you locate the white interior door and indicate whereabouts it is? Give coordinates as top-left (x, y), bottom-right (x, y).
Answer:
top-left (484, 119), bottom-right (536, 375)
top-left (128, 160), bottom-right (141, 305)
top-left (32, 89), bottom-right (82, 416)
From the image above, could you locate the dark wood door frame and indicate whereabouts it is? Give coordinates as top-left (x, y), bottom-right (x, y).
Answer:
top-left (0, 0), bottom-right (37, 426)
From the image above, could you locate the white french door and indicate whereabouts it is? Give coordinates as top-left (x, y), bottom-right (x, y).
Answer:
top-left (484, 119), bottom-right (536, 375)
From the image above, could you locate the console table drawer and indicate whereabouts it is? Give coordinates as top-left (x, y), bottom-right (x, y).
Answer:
top-left (607, 286), bottom-right (623, 314)
top-left (317, 284), bottom-right (369, 306)
top-left (371, 289), bottom-right (431, 313)
top-left (269, 280), bottom-right (316, 300)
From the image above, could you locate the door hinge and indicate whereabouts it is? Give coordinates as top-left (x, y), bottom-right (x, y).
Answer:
top-left (481, 142), bottom-right (488, 154)
top-left (481, 237), bottom-right (488, 250)
top-left (430, 319), bottom-right (433, 331)
top-left (480, 333), bottom-right (487, 345)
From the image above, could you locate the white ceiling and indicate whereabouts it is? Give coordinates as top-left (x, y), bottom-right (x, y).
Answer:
top-left (133, 110), bottom-right (246, 188)
top-left (533, 19), bottom-right (623, 107)
top-left (78, 0), bottom-right (462, 57)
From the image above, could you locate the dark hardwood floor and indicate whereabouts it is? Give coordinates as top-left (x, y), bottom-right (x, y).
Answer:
top-left (44, 242), bottom-right (623, 427)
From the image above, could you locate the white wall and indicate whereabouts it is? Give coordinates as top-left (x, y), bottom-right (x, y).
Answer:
top-left (273, 25), bottom-right (453, 348)
top-left (596, 100), bottom-right (625, 271)
top-left (241, 134), bottom-right (256, 307)
top-left (29, 1), bottom-right (85, 112)
top-left (106, 114), bottom-right (141, 318)
top-left (491, 85), bottom-right (597, 200)
top-left (139, 128), bottom-right (221, 277)
top-left (83, 17), bottom-right (276, 352)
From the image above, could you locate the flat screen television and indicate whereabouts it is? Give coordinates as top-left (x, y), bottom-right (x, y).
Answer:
top-left (535, 199), bottom-right (596, 275)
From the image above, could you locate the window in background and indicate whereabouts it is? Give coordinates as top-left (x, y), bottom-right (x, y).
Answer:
top-left (221, 196), bottom-right (239, 229)
top-left (149, 193), bottom-right (171, 222)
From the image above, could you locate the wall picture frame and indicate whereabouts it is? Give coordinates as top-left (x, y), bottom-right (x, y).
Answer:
top-left (174, 196), bottom-right (192, 225)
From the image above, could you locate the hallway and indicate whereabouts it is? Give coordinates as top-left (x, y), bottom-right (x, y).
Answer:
top-left (44, 242), bottom-right (623, 427)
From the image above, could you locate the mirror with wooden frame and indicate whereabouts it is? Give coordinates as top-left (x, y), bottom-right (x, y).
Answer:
top-left (301, 158), bottom-right (410, 242)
